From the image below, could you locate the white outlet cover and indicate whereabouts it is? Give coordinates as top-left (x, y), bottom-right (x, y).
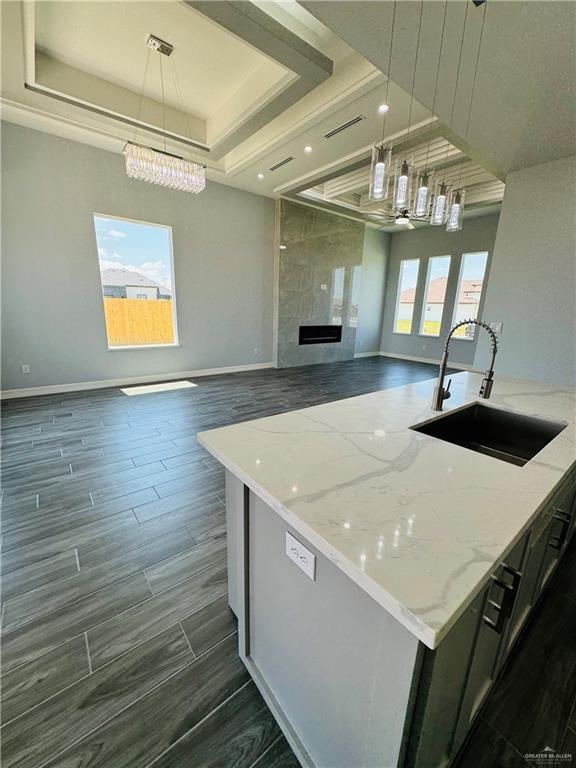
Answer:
top-left (285, 532), bottom-right (316, 581)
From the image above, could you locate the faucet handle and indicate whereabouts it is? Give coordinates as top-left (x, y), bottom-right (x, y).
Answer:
top-left (444, 378), bottom-right (452, 400)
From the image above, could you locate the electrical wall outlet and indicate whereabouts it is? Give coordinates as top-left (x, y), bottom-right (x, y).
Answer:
top-left (286, 532), bottom-right (316, 581)
top-left (253, 347), bottom-right (259, 356)
top-left (489, 322), bottom-right (504, 334)
top-left (21, 364), bottom-right (30, 374)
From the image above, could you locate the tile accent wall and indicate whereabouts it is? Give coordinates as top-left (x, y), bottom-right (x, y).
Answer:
top-left (277, 201), bottom-right (365, 367)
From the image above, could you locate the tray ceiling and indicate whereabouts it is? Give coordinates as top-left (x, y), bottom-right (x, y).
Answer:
top-left (35, 1), bottom-right (288, 120)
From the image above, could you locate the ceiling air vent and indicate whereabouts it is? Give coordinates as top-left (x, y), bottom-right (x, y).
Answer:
top-left (324, 115), bottom-right (366, 139)
top-left (269, 156), bottom-right (295, 172)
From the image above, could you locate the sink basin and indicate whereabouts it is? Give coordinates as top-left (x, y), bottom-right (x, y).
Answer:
top-left (411, 402), bottom-right (567, 466)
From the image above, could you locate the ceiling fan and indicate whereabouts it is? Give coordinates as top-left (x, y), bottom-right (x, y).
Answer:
top-left (369, 207), bottom-right (425, 230)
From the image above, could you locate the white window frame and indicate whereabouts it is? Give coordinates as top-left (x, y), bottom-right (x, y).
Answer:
top-left (93, 213), bottom-right (180, 351)
top-left (451, 251), bottom-right (489, 341)
top-left (393, 258), bottom-right (420, 335)
top-left (419, 255), bottom-right (452, 337)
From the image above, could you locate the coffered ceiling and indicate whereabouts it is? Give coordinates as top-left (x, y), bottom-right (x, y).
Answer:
top-left (293, 134), bottom-right (504, 231)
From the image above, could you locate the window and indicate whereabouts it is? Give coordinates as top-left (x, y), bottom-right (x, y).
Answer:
top-left (349, 265), bottom-right (362, 328)
top-left (452, 252), bottom-right (489, 339)
top-left (331, 267), bottom-right (346, 325)
top-left (393, 259), bottom-right (420, 334)
top-left (93, 215), bottom-right (178, 348)
top-left (420, 255), bottom-right (451, 336)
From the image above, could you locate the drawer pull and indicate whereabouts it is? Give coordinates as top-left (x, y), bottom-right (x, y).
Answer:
top-left (483, 565), bottom-right (522, 634)
top-left (549, 512), bottom-right (571, 551)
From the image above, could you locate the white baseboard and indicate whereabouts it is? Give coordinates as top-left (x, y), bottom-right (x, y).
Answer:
top-left (354, 351), bottom-right (381, 358)
top-left (379, 351), bottom-right (480, 372)
top-left (0, 362), bottom-right (275, 400)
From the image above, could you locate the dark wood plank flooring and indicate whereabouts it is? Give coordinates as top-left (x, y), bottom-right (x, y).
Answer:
top-left (1, 357), bottom-right (574, 768)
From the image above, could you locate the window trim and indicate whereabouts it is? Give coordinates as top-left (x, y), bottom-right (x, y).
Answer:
top-left (93, 212), bottom-right (180, 350)
top-left (450, 251), bottom-right (489, 342)
top-left (393, 258), bottom-right (420, 335)
top-left (419, 255), bottom-right (452, 338)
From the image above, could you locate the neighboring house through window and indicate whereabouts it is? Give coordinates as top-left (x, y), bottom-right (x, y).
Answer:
top-left (420, 255), bottom-right (451, 337)
top-left (452, 252), bottom-right (489, 338)
top-left (93, 214), bottom-right (179, 348)
top-left (393, 258), bottom-right (420, 334)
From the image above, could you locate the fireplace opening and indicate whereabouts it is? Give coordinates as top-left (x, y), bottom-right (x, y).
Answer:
top-left (299, 325), bottom-right (342, 345)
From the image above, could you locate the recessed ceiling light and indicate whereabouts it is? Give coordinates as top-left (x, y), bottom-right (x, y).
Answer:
top-left (304, 145), bottom-right (313, 153)
top-left (378, 103), bottom-right (389, 114)
top-left (257, 173), bottom-right (264, 179)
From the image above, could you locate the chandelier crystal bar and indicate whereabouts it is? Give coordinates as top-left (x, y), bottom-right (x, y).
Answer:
top-left (123, 143), bottom-right (206, 194)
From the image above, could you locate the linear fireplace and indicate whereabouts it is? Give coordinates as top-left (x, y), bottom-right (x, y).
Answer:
top-left (299, 325), bottom-right (343, 345)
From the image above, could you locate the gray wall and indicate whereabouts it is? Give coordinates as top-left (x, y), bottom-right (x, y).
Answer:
top-left (380, 214), bottom-right (500, 366)
top-left (277, 200), bottom-right (364, 367)
top-left (355, 227), bottom-right (388, 354)
top-left (1, 122), bottom-right (275, 391)
top-left (474, 157), bottom-right (576, 387)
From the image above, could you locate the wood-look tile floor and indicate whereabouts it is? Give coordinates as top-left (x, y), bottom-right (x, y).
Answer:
top-left (2, 357), bottom-right (573, 768)
top-left (0, 357), bottom-right (446, 768)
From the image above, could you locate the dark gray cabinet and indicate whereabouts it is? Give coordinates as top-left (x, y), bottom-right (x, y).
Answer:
top-left (452, 535), bottom-right (526, 751)
top-left (410, 470), bottom-right (576, 768)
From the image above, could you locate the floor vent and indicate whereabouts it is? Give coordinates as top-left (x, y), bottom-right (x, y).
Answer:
top-left (324, 115), bottom-right (366, 139)
top-left (269, 156), bottom-right (295, 172)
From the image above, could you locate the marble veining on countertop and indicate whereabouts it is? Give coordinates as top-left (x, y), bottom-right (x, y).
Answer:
top-left (198, 373), bottom-right (576, 648)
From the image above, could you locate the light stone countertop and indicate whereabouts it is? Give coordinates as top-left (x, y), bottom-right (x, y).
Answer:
top-left (198, 373), bottom-right (576, 648)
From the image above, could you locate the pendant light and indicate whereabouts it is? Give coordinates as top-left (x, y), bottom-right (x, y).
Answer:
top-left (446, 188), bottom-right (465, 231)
top-left (368, 2), bottom-right (397, 202)
top-left (391, 1), bottom-right (423, 218)
top-left (393, 159), bottom-right (414, 211)
top-left (429, 2), bottom-right (469, 229)
top-left (369, 144), bottom-right (393, 201)
top-left (444, 3), bottom-right (469, 231)
top-left (413, 1), bottom-right (447, 222)
top-left (413, 169), bottom-right (435, 217)
top-left (125, 35), bottom-right (206, 194)
top-left (445, 1), bottom-right (488, 231)
top-left (430, 181), bottom-right (452, 225)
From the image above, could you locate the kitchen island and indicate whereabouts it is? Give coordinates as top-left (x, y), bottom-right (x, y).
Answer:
top-left (198, 373), bottom-right (576, 768)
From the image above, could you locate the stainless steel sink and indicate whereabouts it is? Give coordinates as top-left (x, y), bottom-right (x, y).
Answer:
top-left (411, 402), bottom-right (568, 466)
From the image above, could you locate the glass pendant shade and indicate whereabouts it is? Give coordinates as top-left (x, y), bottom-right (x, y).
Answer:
top-left (430, 181), bottom-right (452, 226)
top-left (124, 143), bottom-right (206, 194)
top-left (413, 170), bottom-right (434, 218)
top-left (393, 160), bottom-right (413, 211)
top-left (368, 144), bottom-right (392, 201)
top-left (446, 189), bottom-right (466, 232)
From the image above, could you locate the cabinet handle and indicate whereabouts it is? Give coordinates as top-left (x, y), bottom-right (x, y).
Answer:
top-left (548, 512), bottom-right (571, 551)
top-left (483, 564), bottom-right (522, 634)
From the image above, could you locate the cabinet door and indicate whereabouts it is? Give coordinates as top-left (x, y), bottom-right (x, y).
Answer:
top-left (537, 512), bottom-right (570, 593)
top-left (565, 485), bottom-right (576, 542)
top-left (453, 536), bottom-right (525, 747)
top-left (506, 524), bottom-right (548, 652)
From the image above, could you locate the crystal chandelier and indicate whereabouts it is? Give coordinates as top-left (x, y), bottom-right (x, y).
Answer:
top-left (125, 35), bottom-right (206, 194)
top-left (124, 143), bottom-right (205, 194)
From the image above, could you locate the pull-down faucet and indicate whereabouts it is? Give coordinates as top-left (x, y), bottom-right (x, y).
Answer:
top-left (432, 319), bottom-right (499, 411)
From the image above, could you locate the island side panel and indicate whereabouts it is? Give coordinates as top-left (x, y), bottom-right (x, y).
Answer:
top-left (225, 469), bottom-right (244, 616)
top-left (247, 491), bottom-right (421, 768)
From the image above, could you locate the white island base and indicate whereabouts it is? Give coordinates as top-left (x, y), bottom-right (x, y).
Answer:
top-left (225, 471), bottom-right (575, 768)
